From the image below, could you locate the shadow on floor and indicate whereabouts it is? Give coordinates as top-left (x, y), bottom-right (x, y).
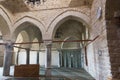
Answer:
top-left (0, 67), bottom-right (95, 80)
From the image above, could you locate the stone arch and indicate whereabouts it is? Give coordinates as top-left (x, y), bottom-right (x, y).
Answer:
top-left (0, 6), bottom-right (12, 67)
top-left (14, 31), bottom-right (30, 52)
top-left (20, 31), bottom-right (30, 48)
top-left (0, 6), bottom-right (12, 39)
top-left (31, 38), bottom-right (39, 50)
top-left (61, 36), bottom-right (81, 49)
top-left (12, 16), bottom-right (45, 41)
top-left (20, 31), bottom-right (30, 43)
top-left (47, 10), bottom-right (90, 39)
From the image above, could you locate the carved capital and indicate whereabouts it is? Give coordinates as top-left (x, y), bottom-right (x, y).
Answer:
top-left (44, 39), bottom-right (52, 46)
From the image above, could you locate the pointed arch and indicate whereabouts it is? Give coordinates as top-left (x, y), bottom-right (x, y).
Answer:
top-left (47, 10), bottom-right (90, 39)
top-left (0, 6), bottom-right (12, 35)
top-left (61, 36), bottom-right (80, 49)
top-left (12, 16), bottom-right (45, 41)
top-left (31, 38), bottom-right (39, 50)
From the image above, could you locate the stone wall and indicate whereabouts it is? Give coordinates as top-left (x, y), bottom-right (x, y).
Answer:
top-left (86, 43), bottom-right (96, 78)
top-left (105, 0), bottom-right (120, 79)
top-left (90, 0), bottom-right (111, 80)
top-left (0, 0), bottom-right (92, 68)
top-left (107, 21), bottom-right (120, 79)
top-left (0, 0), bottom-right (117, 79)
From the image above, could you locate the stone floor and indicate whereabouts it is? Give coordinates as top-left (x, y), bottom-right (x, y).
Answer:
top-left (0, 66), bottom-right (95, 80)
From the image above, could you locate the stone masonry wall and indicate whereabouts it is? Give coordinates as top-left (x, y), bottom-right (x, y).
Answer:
top-left (91, 0), bottom-right (111, 80)
top-left (0, 0), bottom-right (91, 67)
top-left (0, 0), bottom-right (114, 79)
top-left (1, 0), bottom-right (120, 79)
top-left (107, 21), bottom-right (120, 79)
top-left (105, 0), bottom-right (120, 79)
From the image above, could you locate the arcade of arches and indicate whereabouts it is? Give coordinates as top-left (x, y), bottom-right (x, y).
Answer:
top-left (0, 0), bottom-right (120, 80)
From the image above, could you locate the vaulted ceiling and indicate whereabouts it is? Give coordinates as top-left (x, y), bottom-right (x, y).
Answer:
top-left (0, 0), bottom-right (93, 13)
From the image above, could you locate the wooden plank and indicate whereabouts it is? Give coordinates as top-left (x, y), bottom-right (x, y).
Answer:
top-left (14, 64), bottom-right (40, 77)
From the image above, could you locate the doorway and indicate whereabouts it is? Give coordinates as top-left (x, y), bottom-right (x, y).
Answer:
top-left (59, 49), bottom-right (81, 68)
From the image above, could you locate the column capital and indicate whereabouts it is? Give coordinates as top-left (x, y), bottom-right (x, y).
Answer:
top-left (5, 40), bottom-right (13, 44)
top-left (43, 39), bottom-right (52, 46)
top-left (4, 40), bottom-right (13, 50)
top-left (25, 48), bottom-right (30, 51)
top-left (3, 35), bottom-right (15, 42)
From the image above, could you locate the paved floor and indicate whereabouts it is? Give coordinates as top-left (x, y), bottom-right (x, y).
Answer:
top-left (0, 66), bottom-right (95, 80)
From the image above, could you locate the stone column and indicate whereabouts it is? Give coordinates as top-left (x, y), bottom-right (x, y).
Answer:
top-left (3, 41), bottom-right (13, 76)
top-left (0, 36), bottom-right (5, 67)
top-left (85, 46), bottom-right (88, 66)
top-left (16, 50), bottom-right (20, 65)
top-left (59, 51), bottom-right (62, 67)
top-left (37, 51), bottom-right (39, 64)
top-left (26, 48), bottom-right (30, 65)
top-left (44, 40), bottom-right (52, 77)
top-left (64, 53), bottom-right (67, 67)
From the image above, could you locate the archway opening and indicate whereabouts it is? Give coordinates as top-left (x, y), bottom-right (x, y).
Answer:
top-left (52, 19), bottom-right (90, 68)
top-left (12, 22), bottom-right (42, 66)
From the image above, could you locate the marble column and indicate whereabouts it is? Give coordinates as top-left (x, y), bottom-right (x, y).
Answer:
top-left (37, 51), bottom-right (39, 64)
top-left (26, 48), bottom-right (30, 65)
top-left (3, 41), bottom-right (13, 76)
top-left (44, 41), bottom-right (52, 77)
top-left (16, 50), bottom-right (20, 65)
top-left (85, 46), bottom-right (88, 66)
top-left (64, 53), bottom-right (67, 68)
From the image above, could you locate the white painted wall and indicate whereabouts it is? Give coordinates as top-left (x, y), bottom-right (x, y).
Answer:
top-left (16, 51), bottom-right (60, 67)
top-left (84, 43), bottom-right (96, 78)
top-left (39, 51), bottom-right (46, 67)
top-left (51, 51), bottom-right (60, 67)
top-left (30, 51), bottom-right (37, 64)
top-left (18, 51), bottom-right (26, 65)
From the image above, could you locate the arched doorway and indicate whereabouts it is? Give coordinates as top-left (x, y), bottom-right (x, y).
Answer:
top-left (13, 22), bottom-right (42, 65)
top-left (53, 19), bottom-right (90, 68)
top-left (60, 37), bottom-right (82, 68)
